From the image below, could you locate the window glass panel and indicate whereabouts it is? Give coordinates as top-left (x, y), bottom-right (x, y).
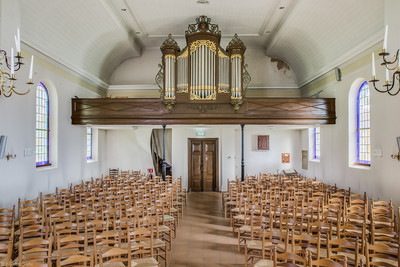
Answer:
top-left (357, 81), bottom-right (371, 165)
top-left (87, 128), bottom-right (93, 160)
top-left (35, 83), bottom-right (50, 166)
top-left (314, 127), bottom-right (320, 159)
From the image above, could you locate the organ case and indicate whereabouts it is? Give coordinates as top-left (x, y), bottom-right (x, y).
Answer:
top-left (156, 16), bottom-right (250, 111)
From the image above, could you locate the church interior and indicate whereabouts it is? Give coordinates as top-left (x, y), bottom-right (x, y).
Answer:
top-left (0, 0), bottom-right (399, 266)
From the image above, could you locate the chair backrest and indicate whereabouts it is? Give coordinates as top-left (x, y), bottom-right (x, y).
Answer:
top-left (273, 246), bottom-right (307, 267)
top-left (58, 255), bottom-right (93, 267)
top-left (365, 242), bottom-right (399, 267)
top-left (129, 227), bottom-right (153, 258)
top-left (98, 247), bottom-right (131, 267)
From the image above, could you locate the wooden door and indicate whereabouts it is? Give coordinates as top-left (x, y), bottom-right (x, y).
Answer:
top-left (188, 139), bottom-right (218, 192)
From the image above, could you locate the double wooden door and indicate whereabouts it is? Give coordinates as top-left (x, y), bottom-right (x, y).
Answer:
top-left (188, 138), bottom-right (218, 192)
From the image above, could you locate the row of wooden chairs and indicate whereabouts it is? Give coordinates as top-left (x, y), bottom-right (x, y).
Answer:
top-left (0, 172), bottom-right (187, 266)
top-left (222, 174), bottom-right (399, 267)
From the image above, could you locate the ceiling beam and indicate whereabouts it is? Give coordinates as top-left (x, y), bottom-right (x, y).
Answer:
top-left (265, 0), bottom-right (300, 55)
top-left (99, 0), bottom-right (142, 56)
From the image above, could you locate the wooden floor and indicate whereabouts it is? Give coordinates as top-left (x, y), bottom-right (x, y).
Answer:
top-left (168, 192), bottom-right (244, 267)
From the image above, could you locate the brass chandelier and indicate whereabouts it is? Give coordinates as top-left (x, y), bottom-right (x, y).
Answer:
top-left (370, 25), bottom-right (400, 96)
top-left (0, 28), bottom-right (34, 98)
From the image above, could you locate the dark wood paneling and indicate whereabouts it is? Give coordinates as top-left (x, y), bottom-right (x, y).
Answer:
top-left (71, 97), bottom-right (336, 125)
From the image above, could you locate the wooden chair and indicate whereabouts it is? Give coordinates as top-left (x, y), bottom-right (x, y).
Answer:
top-left (54, 234), bottom-right (88, 264)
top-left (16, 235), bottom-right (52, 267)
top-left (245, 230), bottom-right (289, 267)
top-left (327, 238), bottom-right (360, 267)
top-left (255, 246), bottom-right (308, 267)
top-left (98, 246), bottom-right (132, 267)
top-left (291, 231), bottom-right (322, 260)
top-left (365, 242), bottom-right (399, 267)
top-left (309, 257), bottom-right (347, 267)
top-left (129, 228), bottom-right (158, 267)
top-left (141, 215), bottom-right (168, 266)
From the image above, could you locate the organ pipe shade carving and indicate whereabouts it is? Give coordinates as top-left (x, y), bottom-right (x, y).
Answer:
top-left (156, 16), bottom-right (250, 111)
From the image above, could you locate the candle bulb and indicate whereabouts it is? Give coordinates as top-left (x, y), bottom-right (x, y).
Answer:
top-left (29, 55), bottom-right (34, 80)
top-left (11, 48), bottom-right (14, 75)
top-left (17, 28), bottom-right (20, 53)
top-left (372, 52), bottom-right (376, 77)
top-left (14, 35), bottom-right (20, 53)
top-left (385, 68), bottom-right (390, 82)
top-left (383, 24), bottom-right (388, 51)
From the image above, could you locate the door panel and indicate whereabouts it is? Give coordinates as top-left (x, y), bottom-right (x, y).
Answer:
top-left (203, 141), bottom-right (215, 191)
top-left (190, 141), bottom-right (202, 192)
top-left (189, 139), bottom-right (217, 192)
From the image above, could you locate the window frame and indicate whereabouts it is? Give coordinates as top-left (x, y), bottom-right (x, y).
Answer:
top-left (87, 127), bottom-right (93, 160)
top-left (356, 81), bottom-right (371, 166)
top-left (35, 82), bottom-right (51, 167)
top-left (313, 127), bottom-right (320, 159)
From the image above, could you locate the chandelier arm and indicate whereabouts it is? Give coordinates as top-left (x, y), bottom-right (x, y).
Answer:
top-left (371, 80), bottom-right (390, 93)
top-left (382, 49), bottom-right (399, 66)
top-left (10, 86), bottom-right (30, 96)
top-left (387, 86), bottom-right (400, 96)
top-left (0, 49), bottom-right (23, 71)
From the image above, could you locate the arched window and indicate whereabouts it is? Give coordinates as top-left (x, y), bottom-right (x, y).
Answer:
top-left (356, 81), bottom-right (370, 165)
top-left (36, 83), bottom-right (50, 167)
top-left (314, 127), bottom-right (320, 159)
top-left (87, 127), bottom-right (93, 160)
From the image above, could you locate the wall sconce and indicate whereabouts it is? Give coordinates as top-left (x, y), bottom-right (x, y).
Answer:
top-left (5, 153), bottom-right (16, 161)
top-left (391, 136), bottom-right (400, 161)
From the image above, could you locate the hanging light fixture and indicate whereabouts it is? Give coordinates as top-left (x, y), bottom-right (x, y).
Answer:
top-left (370, 25), bottom-right (400, 96)
top-left (0, 28), bottom-right (34, 98)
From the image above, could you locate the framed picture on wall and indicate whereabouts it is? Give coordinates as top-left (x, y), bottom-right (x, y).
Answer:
top-left (257, 135), bottom-right (269, 151)
top-left (282, 153), bottom-right (290, 163)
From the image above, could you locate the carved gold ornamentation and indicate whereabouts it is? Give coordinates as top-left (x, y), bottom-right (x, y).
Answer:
top-left (177, 49), bottom-right (188, 59)
top-left (218, 86), bottom-right (230, 93)
top-left (231, 54), bottom-right (242, 61)
top-left (190, 104), bottom-right (220, 113)
top-left (165, 54), bottom-right (176, 60)
top-left (190, 40), bottom-right (216, 54)
top-left (190, 91), bottom-right (216, 101)
top-left (218, 50), bottom-right (229, 59)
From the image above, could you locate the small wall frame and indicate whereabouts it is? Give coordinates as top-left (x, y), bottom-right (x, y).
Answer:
top-left (257, 135), bottom-right (269, 151)
top-left (282, 153), bottom-right (290, 163)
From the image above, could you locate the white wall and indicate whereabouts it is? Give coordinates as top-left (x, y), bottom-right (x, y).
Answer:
top-left (104, 125), bottom-right (303, 191)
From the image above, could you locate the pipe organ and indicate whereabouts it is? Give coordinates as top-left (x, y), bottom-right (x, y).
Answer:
top-left (156, 16), bottom-right (250, 111)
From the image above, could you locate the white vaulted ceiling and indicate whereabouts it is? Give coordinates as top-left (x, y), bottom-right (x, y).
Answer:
top-left (19, 0), bottom-right (384, 90)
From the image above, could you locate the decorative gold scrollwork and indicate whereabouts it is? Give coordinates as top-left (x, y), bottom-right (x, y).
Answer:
top-left (190, 40), bottom-right (216, 54)
top-left (190, 91), bottom-right (216, 101)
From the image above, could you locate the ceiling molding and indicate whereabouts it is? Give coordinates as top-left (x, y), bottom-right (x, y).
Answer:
top-left (99, 0), bottom-right (142, 55)
top-left (108, 84), bottom-right (159, 91)
top-left (298, 29), bottom-right (384, 88)
top-left (108, 84), bottom-right (300, 92)
top-left (147, 33), bottom-right (263, 38)
top-left (248, 86), bottom-right (300, 91)
top-left (22, 38), bottom-right (109, 91)
top-left (265, 0), bottom-right (300, 53)
top-left (122, 0), bottom-right (148, 37)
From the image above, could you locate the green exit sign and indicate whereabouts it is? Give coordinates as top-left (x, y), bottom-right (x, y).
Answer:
top-left (196, 132), bottom-right (205, 136)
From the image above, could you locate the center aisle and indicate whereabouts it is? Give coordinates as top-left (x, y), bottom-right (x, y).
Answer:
top-left (168, 192), bottom-right (244, 267)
